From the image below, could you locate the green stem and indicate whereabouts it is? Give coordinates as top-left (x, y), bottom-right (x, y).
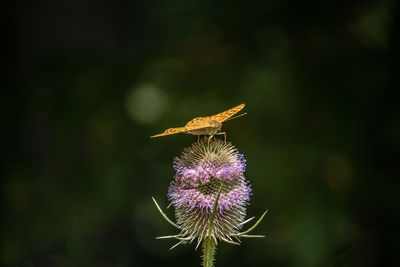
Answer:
top-left (202, 236), bottom-right (216, 267)
top-left (202, 184), bottom-right (222, 267)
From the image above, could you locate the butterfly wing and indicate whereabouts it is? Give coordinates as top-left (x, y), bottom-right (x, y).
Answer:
top-left (150, 127), bottom-right (188, 138)
top-left (184, 116), bottom-right (208, 127)
top-left (210, 104), bottom-right (245, 123)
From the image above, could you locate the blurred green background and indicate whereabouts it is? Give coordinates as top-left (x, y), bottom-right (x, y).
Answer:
top-left (3, 0), bottom-right (399, 266)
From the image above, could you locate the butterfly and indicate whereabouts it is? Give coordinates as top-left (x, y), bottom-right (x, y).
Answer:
top-left (151, 104), bottom-right (246, 141)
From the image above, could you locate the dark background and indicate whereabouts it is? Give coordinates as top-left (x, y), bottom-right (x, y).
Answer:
top-left (3, 0), bottom-right (399, 266)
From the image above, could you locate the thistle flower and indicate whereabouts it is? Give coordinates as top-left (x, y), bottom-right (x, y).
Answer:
top-left (168, 138), bottom-right (251, 246)
top-left (153, 137), bottom-right (267, 266)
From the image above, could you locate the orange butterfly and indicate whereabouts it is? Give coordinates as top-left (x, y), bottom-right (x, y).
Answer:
top-left (151, 104), bottom-right (246, 141)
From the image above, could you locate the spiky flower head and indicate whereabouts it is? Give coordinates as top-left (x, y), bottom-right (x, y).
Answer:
top-left (168, 137), bottom-right (252, 245)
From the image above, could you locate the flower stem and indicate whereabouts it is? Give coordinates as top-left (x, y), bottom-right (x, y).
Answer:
top-left (202, 236), bottom-right (216, 267)
top-left (202, 184), bottom-right (222, 266)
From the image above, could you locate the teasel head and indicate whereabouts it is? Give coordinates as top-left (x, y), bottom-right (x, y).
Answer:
top-left (167, 137), bottom-right (251, 247)
top-left (153, 137), bottom-right (267, 255)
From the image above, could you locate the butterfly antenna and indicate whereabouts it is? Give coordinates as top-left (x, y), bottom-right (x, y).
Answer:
top-left (225, 112), bottom-right (247, 122)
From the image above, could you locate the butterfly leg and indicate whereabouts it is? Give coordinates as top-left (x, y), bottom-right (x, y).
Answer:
top-left (208, 135), bottom-right (212, 145)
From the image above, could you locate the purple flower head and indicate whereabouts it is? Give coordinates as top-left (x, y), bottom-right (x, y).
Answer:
top-left (168, 138), bottom-right (252, 242)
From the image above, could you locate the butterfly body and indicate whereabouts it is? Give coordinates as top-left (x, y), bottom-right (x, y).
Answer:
top-left (151, 104), bottom-right (245, 139)
top-left (183, 117), bottom-right (221, 136)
